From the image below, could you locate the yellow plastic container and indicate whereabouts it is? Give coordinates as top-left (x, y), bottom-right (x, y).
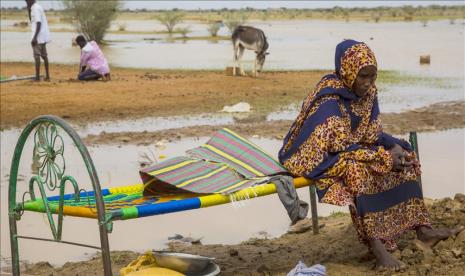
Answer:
top-left (123, 267), bottom-right (184, 276)
top-left (120, 251), bottom-right (184, 276)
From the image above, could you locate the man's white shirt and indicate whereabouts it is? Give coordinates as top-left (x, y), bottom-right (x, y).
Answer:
top-left (30, 2), bottom-right (51, 44)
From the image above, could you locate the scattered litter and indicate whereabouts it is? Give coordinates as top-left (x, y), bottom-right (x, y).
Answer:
top-left (167, 234), bottom-right (203, 245)
top-left (0, 75), bottom-right (43, 83)
top-left (138, 147), bottom-right (159, 168)
top-left (221, 102), bottom-right (251, 113)
top-left (155, 140), bottom-right (167, 149)
top-left (287, 261), bottom-right (326, 276)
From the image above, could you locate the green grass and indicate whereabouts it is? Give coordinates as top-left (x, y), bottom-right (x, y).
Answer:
top-left (377, 70), bottom-right (462, 89)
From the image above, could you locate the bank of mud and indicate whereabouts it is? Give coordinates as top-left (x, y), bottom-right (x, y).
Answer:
top-left (22, 194), bottom-right (465, 275)
top-left (83, 101), bottom-right (465, 146)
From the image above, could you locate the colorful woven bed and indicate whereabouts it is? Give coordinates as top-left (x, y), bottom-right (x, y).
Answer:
top-left (22, 174), bottom-right (312, 220)
top-left (22, 128), bottom-right (311, 220)
top-left (8, 116), bottom-right (317, 276)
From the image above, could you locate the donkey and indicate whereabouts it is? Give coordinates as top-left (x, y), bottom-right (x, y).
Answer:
top-left (232, 26), bottom-right (269, 77)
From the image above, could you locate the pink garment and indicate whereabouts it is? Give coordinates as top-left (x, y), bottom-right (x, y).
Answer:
top-left (80, 41), bottom-right (110, 75)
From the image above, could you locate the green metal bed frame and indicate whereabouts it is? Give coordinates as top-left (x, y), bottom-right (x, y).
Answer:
top-left (8, 115), bottom-right (421, 275)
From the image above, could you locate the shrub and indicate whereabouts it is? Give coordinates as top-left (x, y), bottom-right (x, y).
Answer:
top-left (62, 0), bottom-right (120, 43)
top-left (224, 12), bottom-right (248, 34)
top-left (118, 23), bottom-right (126, 31)
top-left (156, 10), bottom-right (184, 34)
top-left (176, 26), bottom-right (190, 38)
top-left (207, 21), bottom-right (222, 37)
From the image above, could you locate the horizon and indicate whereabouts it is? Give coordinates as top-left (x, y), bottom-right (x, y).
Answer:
top-left (1, 1), bottom-right (464, 10)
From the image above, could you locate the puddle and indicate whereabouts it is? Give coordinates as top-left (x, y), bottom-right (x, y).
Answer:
top-left (378, 83), bottom-right (464, 113)
top-left (267, 82), bottom-right (464, 120)
top-left (1, 127), bottom-right (464, 266)
top-left (1, 20), bottom-right (464, 77)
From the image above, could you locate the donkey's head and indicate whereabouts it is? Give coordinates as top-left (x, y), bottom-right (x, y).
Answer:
top-left (255, 51), bottom-right (269, 72)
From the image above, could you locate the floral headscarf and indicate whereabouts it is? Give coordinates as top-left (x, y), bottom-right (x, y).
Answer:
top-left (335, 39), bottom-right (377, 90)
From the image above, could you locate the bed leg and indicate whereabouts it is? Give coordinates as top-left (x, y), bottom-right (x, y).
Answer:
top-left (99, 224), bottom-right (112, 276)
top-left (409, 131), bottom-right (422, 191)
top-left (9, 215), bottom-right (20, 275)
top-left (309, 185), bottom-right (319, 234)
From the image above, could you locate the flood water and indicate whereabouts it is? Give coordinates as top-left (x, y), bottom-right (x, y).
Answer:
top-left (1, 19), bottom-right (464, 77)
top-left (267, 81), bottom-right (464, 120)
top-left (0, 126), bottom-right (464, 267)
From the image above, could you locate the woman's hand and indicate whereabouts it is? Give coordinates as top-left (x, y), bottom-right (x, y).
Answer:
top-left (389, 144), bottom-right (413, 172)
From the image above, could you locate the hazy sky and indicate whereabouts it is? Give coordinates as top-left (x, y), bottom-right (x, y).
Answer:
top-left (1, 1), bottom-right (463, 10)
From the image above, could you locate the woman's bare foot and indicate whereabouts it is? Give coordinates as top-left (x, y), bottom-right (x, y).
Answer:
top-left (416, 225), bottom-right (464, 247)
top-left (369, 239), bottom-right (405, 271)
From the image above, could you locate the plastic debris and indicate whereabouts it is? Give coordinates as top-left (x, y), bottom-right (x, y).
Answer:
top-left (287, 261), bottom-right (326, 276)
top-left (221, 102), bottom-right (251, 113)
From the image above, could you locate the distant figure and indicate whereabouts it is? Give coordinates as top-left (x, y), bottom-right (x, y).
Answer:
top-left (75, 35), bottom-right (111, 81)
top-left (232, 26), bottom-right (269, 77)
top-left (26, 0), bottom-right (50, 81)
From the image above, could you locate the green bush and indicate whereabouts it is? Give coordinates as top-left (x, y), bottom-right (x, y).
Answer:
top-left (224, 12), bottom-right (248, 34)
top-left (207, 21), bottom-right (222, 37)
top-left (156, 11), bottom-right (184, 34)
top-left (62, 0), bottom-right (120, 43)
top-left (176, 26), bottom-right (190, 38)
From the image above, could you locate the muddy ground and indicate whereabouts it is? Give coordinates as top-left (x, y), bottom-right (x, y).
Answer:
top-left (19, 195), bottom-right (465, 275)
top-left (83, 101), bottom-right (465, 145)
top-left (1, 62), bottom-right (464, 145)
top-left (0, 62), bottom-right (326, 130)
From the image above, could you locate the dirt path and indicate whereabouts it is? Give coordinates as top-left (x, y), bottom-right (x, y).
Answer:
top-left (0, 62), bottom-right (325, 130)
top-left (20, 195), bottom-right (465, 275)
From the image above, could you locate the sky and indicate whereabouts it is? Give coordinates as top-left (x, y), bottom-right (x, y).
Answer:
top-left (1, 1), bottom-right (463, 10)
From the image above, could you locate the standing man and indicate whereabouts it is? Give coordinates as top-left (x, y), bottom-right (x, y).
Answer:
top-left (75, 35), bottom-right (111, 81)
top-left (26, 0), bottom-right (50, 81)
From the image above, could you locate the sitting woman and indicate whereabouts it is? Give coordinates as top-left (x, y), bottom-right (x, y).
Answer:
top-left (278, 39), bottom-right (463, 270)
top-left (75, 35), bottom-right (111, 81)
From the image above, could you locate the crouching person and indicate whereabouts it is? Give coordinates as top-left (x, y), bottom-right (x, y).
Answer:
top-left (75, 35), bottom-right (111, 81)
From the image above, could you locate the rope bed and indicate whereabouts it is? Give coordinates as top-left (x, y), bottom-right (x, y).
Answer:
top-left (22, 177), bottom-right (312, 220)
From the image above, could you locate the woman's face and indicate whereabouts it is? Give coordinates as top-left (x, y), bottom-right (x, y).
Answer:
top-left (352, 65), bottom-right (377, 97)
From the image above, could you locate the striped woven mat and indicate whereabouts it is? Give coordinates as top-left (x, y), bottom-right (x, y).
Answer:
top-left (141, 128), bottom-right (288, 195)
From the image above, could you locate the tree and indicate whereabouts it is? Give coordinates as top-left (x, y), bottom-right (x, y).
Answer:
top-left (62, 0), bottom-right (120, 43)
top-left (207, 20), bottom-right (222, 37)
top-left (176, 26), bottom-right (190, 38)
top-left (156, 10), bottom-right (184, 34)
top-left (224, 12), bottom-right (248, 34)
